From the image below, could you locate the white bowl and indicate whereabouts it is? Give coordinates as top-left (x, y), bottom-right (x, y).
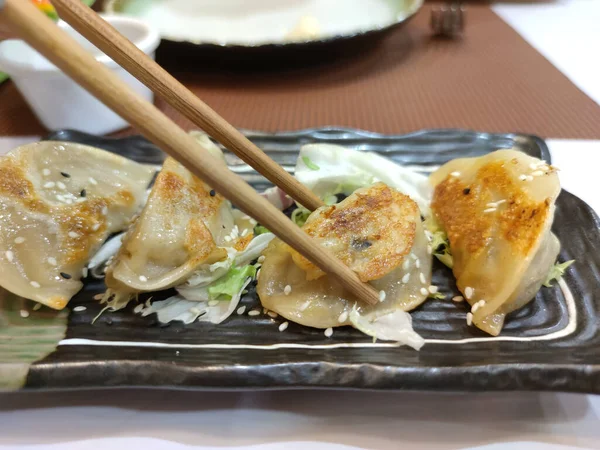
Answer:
top-left (0, 16), bottom-right (160, 135)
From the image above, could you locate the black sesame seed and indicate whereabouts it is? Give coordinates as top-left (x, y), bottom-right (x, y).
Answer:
top-left (463, 188), bottom-right (471, 195)
top-left (209, 190), bottom-right (216, 197)
top-left (60, 172), bottom-right (71, 178)
top-left (60, 272), bottom-right (72, 279)
top-left (80, 189), bottom-right (87, 197)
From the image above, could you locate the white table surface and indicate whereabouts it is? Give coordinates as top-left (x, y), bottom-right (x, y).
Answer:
top-left (1, 1), bottom-right (600, 449)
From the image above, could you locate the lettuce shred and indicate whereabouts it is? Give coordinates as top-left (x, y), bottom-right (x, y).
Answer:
top-left (291, 207), bottom-right (311, 227)
top-left (253, 225), bottom-right (270, 235)
top-left (424, 217), bottom-right (453, 269)
top-left (301, 156), bottom-right (320, 171)
top-left (207, 265), bottom-right (257, 300)
top-left (543, 260), bottom-right (575, 287)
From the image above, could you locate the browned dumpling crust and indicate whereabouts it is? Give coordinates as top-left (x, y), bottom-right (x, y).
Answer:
top-left (0, 142), bottom-right (154, 309)
top-left (430, 149), bottom-right (561, 336)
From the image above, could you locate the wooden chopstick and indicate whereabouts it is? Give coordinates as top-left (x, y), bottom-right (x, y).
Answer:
top-left (50, 0), bottom-right (324, 213)
top-left (0, 0), bottom-right (379, 306)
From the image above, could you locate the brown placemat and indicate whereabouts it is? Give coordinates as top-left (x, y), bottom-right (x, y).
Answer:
top-left (1, 4), bottom-right (599, 138)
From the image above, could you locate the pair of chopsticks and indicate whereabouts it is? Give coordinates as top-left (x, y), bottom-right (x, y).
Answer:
top-left (0, 0), bottom-right (380, 306)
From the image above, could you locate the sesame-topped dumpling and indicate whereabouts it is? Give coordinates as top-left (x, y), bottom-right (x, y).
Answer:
top-left (105, 155), bottom-right (237, 297)
top-left (0, 141), bottom-right (154, 309)
top-left (430, 149), bottom-right (561, 336)
top-left (257, 183), bottom-right (431, 349)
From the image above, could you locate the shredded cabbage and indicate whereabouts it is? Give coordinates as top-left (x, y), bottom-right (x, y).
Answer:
top-left (349, 306), bottom-right (424, 350)
top-left (424, 217), bottom-right (453, 269)
top-left (543, 260), bottom-right (575, 287)
top-left (208, 265), bottom-right (257, 300)
top-left (295, 143), bottom-right (432, 216)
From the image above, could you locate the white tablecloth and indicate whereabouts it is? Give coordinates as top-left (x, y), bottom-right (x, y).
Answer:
top-left (1, 1), bottom-right (600, 449)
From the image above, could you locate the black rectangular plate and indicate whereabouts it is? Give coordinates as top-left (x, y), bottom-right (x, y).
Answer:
top-left (24, 128), bottom-right (600, 393)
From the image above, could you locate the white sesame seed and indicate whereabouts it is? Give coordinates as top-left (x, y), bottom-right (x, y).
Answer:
top-left (33, 303), bottom-right (42, 311)
top-left (101, 206), bottom-right (108, 216)
top-left (402, 258), bottom-right (411, 271)
top-left (427, 245), bottom-right (432, 255)
top-left (415, 258), bottom-right (421, 269)
top-left (89, 177), bottom-right (98, 185)
top-left (450, 171), bottom-right (461, 177)
top-left (236, 305), bottom-right (246, 315)
top-left (486, 202), bottom-right (497, 208)
top-left (65, 199), bottom-right (73, 205)
top-left (257, 255), bottom-right (265, 263)
top-left (208, 300), bottom-right (219, 307)
top-left (134, 304), bottom-right (144, 314)
top-left (466, 312), bottom-right (473, 326)
top-left (139, 275), bottom-right (148, 282)
top-left (279, 321), bottom-right (289, 332)
top-left (495, 199), bottom-right (507, 205)
top-left (267, 310), bottom-right (278, 318)
top-left (20, 309), bottom-right (29, 318)
top-left (465, 287), bottom-right (474, 299)
top-left (483, 208), bottom-right (497, 213)
top-left (30, 281), bottom-right (41, 288)
top-left (338, 311), bottom-right (349, 323)
top-left (532, 170), bottom-right (544, 177)
top-left (92, 223), bottom-right (101, 231)
top-left (428, 285), bottom-right (438, 294)
top-left (82, 267), bottom-right (88, 278)
top-left (402, 273), bottom-right (411, 284)
top-left (379, 290), bottom-right (386, 302)
top-left (420, 287), bottom-right (428, 296)
top-left (324, 327), bottom-right (333, 338)
top-left (477, 299), bottom-right (486, 308)
top-left (5, 251), bottom-right (14, 262)
top-left (68, 231), bottom-right (79, 238)
top-left (419, 272), bottom-right (426, 284)
top-left (42, 168), bottom-right (51, 176)
top-left (14, 237), bottom-right (25, 244)
top-left (57, 181), bottom-right (66, 190)
top-left (299, 300), bottom-right (310, 311)
top-left (73, 306), bottom-right (87, 312)
top-left (452, 295), bottom-right (464, 302)
top-left (43, 181), bottom-right (55, 189)
top-left (248, 309), bottom-right (260, 316)
top-left (529, 163), bottom-right (538, 170)
top-left (76, 197), bottom-right (86, 203)
top-left (525, 175), bottom-right (534, 182)
top-left (519, 174), bottom-right (527, 181)
top-left (224, 236), bottom-right (232, 242)
top-left (284, 285), bottom-right (292, 295)
top-left (471, 302), bottom-right (481, 313)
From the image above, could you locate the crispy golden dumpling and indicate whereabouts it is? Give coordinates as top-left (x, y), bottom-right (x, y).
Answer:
top-left (105, 156), bottom-right (236, 295)
top-left (0, 141), bottom-right (154, 309)
top-left (258, 183), bottom-right (432, 332)
top-left (430, 149), bottom-right (561, 335)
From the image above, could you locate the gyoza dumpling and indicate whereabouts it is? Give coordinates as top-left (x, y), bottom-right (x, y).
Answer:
top-left (105, 155), bottom-right (237, 296)
top-left (104, 139), bottom-right (275, 324)
top-left (429, 149), bottom-right (561, 336)
top-left (257, 183), bottom-right (430, 349)
top-left (0, 141), bottom-right (154, 310)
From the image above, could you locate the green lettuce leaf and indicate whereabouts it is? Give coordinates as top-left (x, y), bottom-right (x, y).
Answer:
top-left (253, 225), bottom-right (270, 235)
top-left (424, 217), bottom-right (453, 269)
top-left (301, 156), bottom-right (320, 171)
top-left (0, 72), bottom-right (9, 85)
top-left (291, 207), bottom-right (311, 227)
top-left (543, 260), bottom-right (575, 287)
top-left (208, 265), bottom-right (257, 300)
